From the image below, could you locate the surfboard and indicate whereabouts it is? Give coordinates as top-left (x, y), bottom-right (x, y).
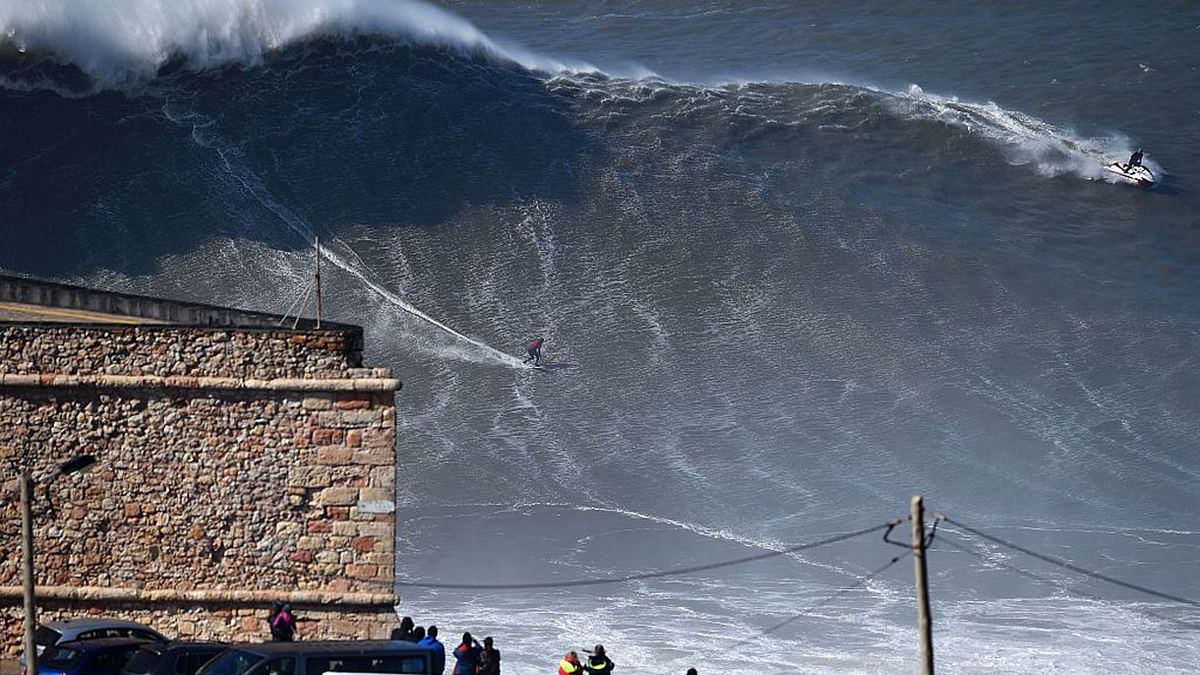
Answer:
top-left (1105, 162), bottom-right (1155, 188)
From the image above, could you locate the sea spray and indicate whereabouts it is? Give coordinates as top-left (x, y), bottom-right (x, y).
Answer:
top-left (892, 82), bottom-right (1147, 181)
top-left (0, 0), bottom-right (582, 90)
top-left (188, 111), bottom-right (524, 367)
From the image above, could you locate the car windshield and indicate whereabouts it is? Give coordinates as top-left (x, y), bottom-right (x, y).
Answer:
top-left (41, 647), bottom-right (84, 670)
top-left (196, 651), bottom-right (262, 675)
top-left (34, 626), bottom-right (62, 647)
top-left (122, 648), bottom-right (161, 674)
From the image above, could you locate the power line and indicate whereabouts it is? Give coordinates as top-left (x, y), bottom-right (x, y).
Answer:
top-left (730, 550), bottom-right (911, 652)
top-left (939, 534), bottom-right (1199, 630)
top-left (944, 517), bottom-right (1200, 611)
top-left (391, 522), bottom-right (893, 590)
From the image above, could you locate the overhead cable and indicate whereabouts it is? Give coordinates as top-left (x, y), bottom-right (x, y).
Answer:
top-left (945, 517), bottom-right (1200, 610)
top-left (392, 522), bottom-right (894, 590)
top-left (939, 534), bottom-right (1199, 630)
top-left (731, 550), bottom-right (911, 651)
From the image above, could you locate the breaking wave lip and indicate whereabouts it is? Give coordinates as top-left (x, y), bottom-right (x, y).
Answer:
top-left (0, 0), bottom-right (591, 90)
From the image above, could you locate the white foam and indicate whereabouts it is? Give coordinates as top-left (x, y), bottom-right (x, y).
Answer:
top-left (0, 0), bottom-right (581, 87)
top-left (168, 106), bottom-right (524, 367)
top-left (892, 82), bottom-right (1156, 182)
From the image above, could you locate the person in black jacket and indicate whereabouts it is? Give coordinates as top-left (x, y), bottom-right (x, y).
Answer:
top-left (1126, 148), bottom-right (1144, 172)
top-left (478, 637), bottom-right (501, 675)
top-left (390, 616), bottom-right (415, 641)
top-left (584, 644), bottom-right (614, 674)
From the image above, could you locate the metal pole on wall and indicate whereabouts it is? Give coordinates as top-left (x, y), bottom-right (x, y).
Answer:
top-left (911, 495), bottom-right (934, 675)
top-left (21, 473), bottom-right (37, 675)
top-left (314, 236), bottom-right (323, 329)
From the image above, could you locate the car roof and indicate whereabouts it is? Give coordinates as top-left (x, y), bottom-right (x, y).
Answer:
top-left (161, 643), bottom-right (228, 652)
top-left (230, 641), bottom-right (431, 657)
top-left (53, 638), bottom-right (155, 652)
top-left (46, 619), bottom-right (164, 636)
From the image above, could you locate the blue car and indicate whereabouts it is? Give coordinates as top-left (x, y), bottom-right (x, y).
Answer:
top-left (38, 637), bottom-right (154, 675)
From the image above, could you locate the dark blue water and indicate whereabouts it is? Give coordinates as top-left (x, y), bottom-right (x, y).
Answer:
top-left (3, 1), bottom-right (1199, 671)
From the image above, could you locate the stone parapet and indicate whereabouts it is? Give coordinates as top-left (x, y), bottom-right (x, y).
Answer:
top-left (0, 325), bottom-right (366, 379)
top-left (0, 374), bottom-right (401, 392)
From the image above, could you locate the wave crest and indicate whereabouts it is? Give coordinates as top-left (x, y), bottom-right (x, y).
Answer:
top-left (0, 0), bottom-right (571, 90)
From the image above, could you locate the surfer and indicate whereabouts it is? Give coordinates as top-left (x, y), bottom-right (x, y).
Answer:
top-left (1125, 148), bottom-right (1144, 172)
top-left (523, 336), bottom-right (546, 366)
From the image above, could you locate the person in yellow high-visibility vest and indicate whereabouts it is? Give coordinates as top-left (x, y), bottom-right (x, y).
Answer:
top-left (584, 644), bottom-right (615, 674)
top-left (558, 651), bottom-right (583, 675)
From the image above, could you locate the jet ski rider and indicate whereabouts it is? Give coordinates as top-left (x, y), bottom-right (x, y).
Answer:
top-left (1126, 148), bottom-right (1144, 172)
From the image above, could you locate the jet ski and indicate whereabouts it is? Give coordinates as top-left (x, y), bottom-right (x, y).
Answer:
top-left (1104, 162), bottom-right (1155, 188)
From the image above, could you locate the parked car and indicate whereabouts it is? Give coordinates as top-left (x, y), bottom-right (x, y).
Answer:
top-left (120, 642), bottom-right (228, 675)
top-left (197, 641), bottom-right (434, 675)
top-left (35, 619), bottom-right (170, 656)
top-left (25, 619), bottom-right (170, 672)
top-left (38, 637), bottom-right (154, 675)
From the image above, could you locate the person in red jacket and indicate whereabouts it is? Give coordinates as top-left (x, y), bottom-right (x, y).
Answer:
top-left (523, 336), bottom-right (546, 366)
top-left (558, 651), bottom-right (583, 675)
top-left (450, 632), bottom-right (480, 675)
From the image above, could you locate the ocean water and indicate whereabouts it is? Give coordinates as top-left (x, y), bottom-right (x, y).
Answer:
top-left (3, 1), bottom-right (1200, 672)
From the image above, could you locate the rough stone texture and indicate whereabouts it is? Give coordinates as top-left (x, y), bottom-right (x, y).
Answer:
top-left (0, 322), bottom-right (399, 655)
top-left (0, 325), bottom-right (367, 379)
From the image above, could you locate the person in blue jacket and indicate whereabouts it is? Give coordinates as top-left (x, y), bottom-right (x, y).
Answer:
top-left (419, 625), bottom-right (446, 674)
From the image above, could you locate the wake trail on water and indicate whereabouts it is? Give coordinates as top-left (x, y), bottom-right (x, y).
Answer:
top-left (166, 106), bottom-right (523, 368)
top-left (890, 83), bottom-right (1151, 181)
top-left (320, 240), bottom-right (526, 367)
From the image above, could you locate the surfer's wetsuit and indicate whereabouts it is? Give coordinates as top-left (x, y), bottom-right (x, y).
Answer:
top-left (1126, 149), bottom-right (1144, 171)
top-left (525, 338), bottom-right (545, 366)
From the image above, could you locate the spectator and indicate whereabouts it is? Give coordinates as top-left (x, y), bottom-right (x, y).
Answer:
top-left (419, 625), bottom-right (445, 674)
top-left (391, 616), bottom-right (415, 641)
top-left (451, 632), bottom-right (481, 675)
top-left (558, 651), bottom-right (583, 675)
top-left (268, 600), bottom-right (296, 642)
top-left (686, 670), bottom-right (698, 675)
top-left (584, 644), bottom-right (614, 674)
top-left (478, 636), bottom-right (501, 675)
top-left (412, 626), bottom-right (426, 643)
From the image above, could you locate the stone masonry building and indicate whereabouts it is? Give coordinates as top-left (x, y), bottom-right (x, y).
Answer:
top-left (0, 275), bottom-right (400, 654)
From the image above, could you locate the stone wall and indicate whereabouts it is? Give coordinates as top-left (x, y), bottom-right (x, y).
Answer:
top-left (0, 325), bottom-right (364, 378)
top-left (0, 591), bottom-right (397, 643)
top-left (0, 322), bottom-right (400, 654)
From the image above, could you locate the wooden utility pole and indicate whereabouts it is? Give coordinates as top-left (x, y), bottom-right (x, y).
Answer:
top-left (21, 473), bottom-right (37, 675)
top-left (314, 236), bottom-right (323, 329)
top-left (912, 495), bottom-right (934, 675)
